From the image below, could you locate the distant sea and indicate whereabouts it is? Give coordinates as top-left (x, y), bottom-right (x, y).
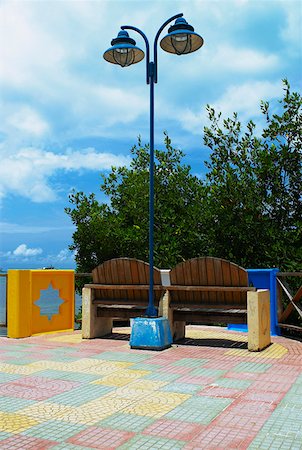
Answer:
top-left (0, 275), bottom-right (82, 326)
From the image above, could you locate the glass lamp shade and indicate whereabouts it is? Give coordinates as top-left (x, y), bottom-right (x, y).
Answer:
top-left (160, 18), bottom-right (204, 55)
top-left (103, 30), bottom-right (144, 67)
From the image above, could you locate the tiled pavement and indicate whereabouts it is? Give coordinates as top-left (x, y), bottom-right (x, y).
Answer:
top-left (0, 326), bottom-right (301, 449)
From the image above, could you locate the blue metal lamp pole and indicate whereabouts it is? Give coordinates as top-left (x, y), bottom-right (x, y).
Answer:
top-left (103, 14), bottom-right (204, 319)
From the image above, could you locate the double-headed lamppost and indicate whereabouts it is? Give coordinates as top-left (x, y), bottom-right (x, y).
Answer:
top-left (103, 14), bottom-right (203, 320)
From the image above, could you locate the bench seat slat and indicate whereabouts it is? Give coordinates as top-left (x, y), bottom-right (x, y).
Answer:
top-left (93, 298), bottom-right (151, 306)
top-left (171, 307), bottom-right (247, 314)
top-left (166, 285), bottom-right (256, 292)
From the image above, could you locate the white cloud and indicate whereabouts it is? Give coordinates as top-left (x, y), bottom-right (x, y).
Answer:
top-left (208, 45), bottom-right (279, 73)
top-left (0, 147), bottom-right (130, 202)
top-left (280, 1), bottom-right (302, 51)
top-left (7, 107), bottom-right (49, 137)
top-left (179, 80), bottom-right (283, 135)
top-left (13, 244), bottom-right (43, 257)
top-left (0, 222), bottom-right (74, 234)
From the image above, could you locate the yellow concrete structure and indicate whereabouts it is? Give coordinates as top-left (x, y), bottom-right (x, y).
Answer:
top-left (247, 289), bottom-right (271, 351)
top-left (7, 270), bottom-right (74, 338)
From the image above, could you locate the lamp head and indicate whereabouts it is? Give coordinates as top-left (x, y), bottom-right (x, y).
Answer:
top-left (103, 30), bottom-right (145, 67)
top-left (160, 17), bottom-right (204, 55)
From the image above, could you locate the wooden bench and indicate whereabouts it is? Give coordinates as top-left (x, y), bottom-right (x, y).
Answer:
top-left (161, 257), bottom-right (271, 351)
top-left (82, 258), bottom-right (165, 338)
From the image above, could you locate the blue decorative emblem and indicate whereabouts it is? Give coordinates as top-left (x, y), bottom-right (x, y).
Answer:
top-left (34, 283), bottom-right (65, 320)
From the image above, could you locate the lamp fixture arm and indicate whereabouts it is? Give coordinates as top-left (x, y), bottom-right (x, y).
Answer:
top-left (153, 13), bottom-right (183, 83)
top-left (121, 25), bottom-right (150, 84)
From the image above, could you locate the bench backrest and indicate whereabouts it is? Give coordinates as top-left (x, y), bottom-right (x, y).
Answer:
top-left (169, 257), bottom-right (249, 306)
top-left (92, 257), bottom-right (163, 305)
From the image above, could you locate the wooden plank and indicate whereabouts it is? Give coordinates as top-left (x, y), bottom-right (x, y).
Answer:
top-left (221, 259), bottom-right (233, 305)
top-left (199, 258), bottom-right (209, 302)
top-left (173, 310), bottom-right (247, 324)
top-left (229, 263), bottom-right (243, 305)
top-left (213, 258), bottom-right (225, 304)
top-left (85, 284), bottom-right (163, 290)
top-left (190, 258), bottom-right (200, 304)
top-left (279, 285), bottom-right (302, 322)
top-left (205, 257), bottom-right (217, 303)
top-left (278, 272), bottom-right (302, 277)
top-left (278, 323), bottom-right (302, 332)
top-left (238, 264), bottom-right (248, 304)
top-left (123, 258), bottom-right (135, 301)
top-left (130, 259), bottom-right (140, 302)
top-left (116, 258), bottom-right (128, 300)
top-left (94, 299), bottom-right (148, 306)
top-left (171, 306), bottom-right (247, 312)
top-left (166, 286), bottom-right (256, 292)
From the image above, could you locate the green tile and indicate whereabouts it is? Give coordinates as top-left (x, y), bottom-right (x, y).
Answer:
top-left (190, 367), bottom-right (227, 377)
top-left (216, 378), bottom-right (253, 389)
top-left (130, 363), bottom-right (163, 371)
top-left (0, 397), bottom-right (36, 412)
top-left (93, 352), bottom-right (150, 362)
top-left (0, 373), bottom-right (22, 383)
top-left (50, 444), bottom-right (92, 450)
top-left (117, 434), bottom-right (185, 449)
top-left (0, 432), bottom-right (14, 441)
top-left (22, 420), bottom-right (86, 440)
top-left (49, 384), bottom-right (113, 406)
top-left (98, 413), bottom-right (155, 432)
top-left (144, 372), bottom-right (181, 382)
top-left (233, 362), bottom-right (272, 373)
top-left (249, 434), bottom-right (302, 449)
top-left (172, 358), bottom-right (208, 368)
top-left (35, 369), bottom-right (100, 383)
top-left (161, 382), bottom-right (202, 394)
top-left (165, 396), bottom-right (232, 424)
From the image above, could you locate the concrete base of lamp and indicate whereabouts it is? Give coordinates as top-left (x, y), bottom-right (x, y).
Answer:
top-left (130, 317), bottom-right (172, 350)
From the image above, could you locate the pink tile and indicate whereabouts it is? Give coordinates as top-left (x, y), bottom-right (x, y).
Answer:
top-left (0, 435), bottom-right (57, 449)
top-left (143, 419), bottom-right (205, 441)
top-left (198, 386), bottom-right (243, 399)
top-left (68, 426), bottom-right (134, 449)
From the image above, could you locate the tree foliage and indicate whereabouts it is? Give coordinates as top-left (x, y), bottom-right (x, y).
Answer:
top-left (203, 79), bottom-right (301, 270)
top-left (66, 133), bottom-right (205, 272)
top-left (66, 80), bottom-right (301, 274)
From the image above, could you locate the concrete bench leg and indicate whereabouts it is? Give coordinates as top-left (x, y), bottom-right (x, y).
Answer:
top-left (161, 291), bottom-right (185, 341)
top-left (82, 287), bottom-right (113, 339)
top-left (247, 289), bottom-right (271, 351)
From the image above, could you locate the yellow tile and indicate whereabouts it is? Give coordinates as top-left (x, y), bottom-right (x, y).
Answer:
top-left (127, 380), bottom-right (169, 391)
top-left (93, 369), bottom-right (150, 387)
top-left (60, 397), bottom-right (132, 424)
top-left (49, 334), bottom-right (82, 344)
top-left (0, 412), bottom-right (39, 433)
top-left (0, 363), bottom-right (40, 375)
top-left (21, 402), bottom-right (75, 421)
top-left (28, 361), bottom-right (72, 371)
top-left (149, 391), bottom-right (190, 406)
top-left (123, 400), bottom-right (175, 418)
top-left (226, 343), bottom-right (288, 359)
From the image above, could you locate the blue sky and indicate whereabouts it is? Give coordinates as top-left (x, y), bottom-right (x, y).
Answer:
top-left (0, 0), bottom-right (301, 270)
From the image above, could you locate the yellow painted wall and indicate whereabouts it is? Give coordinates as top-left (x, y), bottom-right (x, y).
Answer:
top-left (7, 270), bottom-right (74, 338)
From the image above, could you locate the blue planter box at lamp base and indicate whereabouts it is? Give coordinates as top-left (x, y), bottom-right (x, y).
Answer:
top-left (130, 317), bottom-right (172, 350)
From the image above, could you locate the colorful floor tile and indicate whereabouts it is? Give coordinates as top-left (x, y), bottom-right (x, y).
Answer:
top-left (0, 325), bottom-right (301, 449)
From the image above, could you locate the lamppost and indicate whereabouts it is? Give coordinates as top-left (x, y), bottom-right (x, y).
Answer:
top-left (103, 14), bottom-right (203, 319)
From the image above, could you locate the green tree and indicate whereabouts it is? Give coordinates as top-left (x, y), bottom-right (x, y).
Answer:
top-left (65, 134), bottom-right (205, 272)
top-left (203, 79), bottom-right (302, 270)
top-left (66, 80), bottom-right (301, 274)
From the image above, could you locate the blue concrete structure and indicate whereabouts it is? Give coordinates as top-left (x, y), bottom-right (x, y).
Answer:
top-left (228, 268), bottom-right (280, 336)
top-left (130, 317), bottom-right (173, 350)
